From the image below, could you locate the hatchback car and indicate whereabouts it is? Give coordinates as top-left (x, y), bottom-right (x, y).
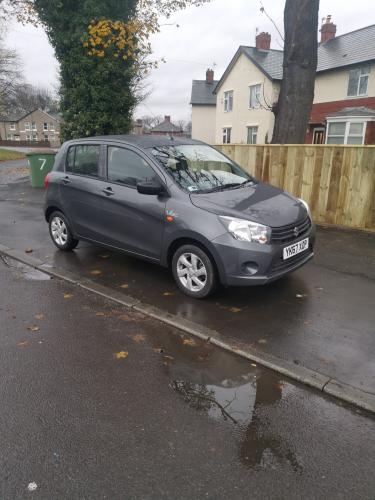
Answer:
top-left (44, 135), bottom-right (315, 298)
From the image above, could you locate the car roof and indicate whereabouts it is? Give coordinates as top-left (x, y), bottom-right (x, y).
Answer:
top-left (68, 134), bottom-right (204, 149)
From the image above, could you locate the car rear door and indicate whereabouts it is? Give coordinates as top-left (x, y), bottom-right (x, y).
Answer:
top-left (97, 144), bottom-right (167, 261)
top-left (59, 142), bottom-right (109, 241)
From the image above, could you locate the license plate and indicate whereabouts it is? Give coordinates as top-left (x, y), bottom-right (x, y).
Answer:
top-left (283, 238), bottom-right (309, 260)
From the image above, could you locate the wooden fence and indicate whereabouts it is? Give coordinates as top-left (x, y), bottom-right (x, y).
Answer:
top-left (215, 144), bottom-right (375, 232)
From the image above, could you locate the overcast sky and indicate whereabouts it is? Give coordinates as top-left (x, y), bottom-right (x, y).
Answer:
top-left (4, 0), bottom-right (375, 122)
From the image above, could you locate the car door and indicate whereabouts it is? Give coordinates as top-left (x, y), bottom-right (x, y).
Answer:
top-left (97, 144), bottom-right (167, 261)
top-left (59, 142), bottom-right (109, 241)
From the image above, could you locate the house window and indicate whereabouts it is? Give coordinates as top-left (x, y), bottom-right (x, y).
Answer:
top-left (326, 121), bottom-right (366, 145)
top-left (347, 67), bottom-right (370, 97)
top-left (223, 90), bottom-right (233, 112)
top-left (43, 122), bottom-right (48, 131)
top-left (44, 134), bottom-right (49, 142)
top-left (31, 122), bottom-right (37, 131)
top-left (7, 134), bottom-right (13, 140)
top-left (247, 126), bottom-right (258, 144)
top-left (10, 122), bottom-right (16, 130)
top-left (26, 134), bottom-right (31, 141)
top-left (249, 84), bottom-right (261, 108)
top-left (223, 127), bottom-right (231, 144)
top-left (50, 122), bottom-right (55, 131)
top-left (25, 122), bottom-right (30, 131)
top-left (32, 133), bottom-right (38, 141)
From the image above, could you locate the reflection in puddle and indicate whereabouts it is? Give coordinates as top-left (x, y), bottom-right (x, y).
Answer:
top-left (150, 331), bottom-right (301, 471)
top-left (0, 256), bottom-right (51, 281)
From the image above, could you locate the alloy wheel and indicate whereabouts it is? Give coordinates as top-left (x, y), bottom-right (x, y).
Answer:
top-left (176, 252), bottom-right (207, 292)
top-left (51, 216), bottom-right (68, 246)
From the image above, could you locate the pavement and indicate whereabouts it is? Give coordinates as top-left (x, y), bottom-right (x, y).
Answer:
top-left (0, 172), bottom-right (374, 411)
top-left (1, 255), bottom-right (375, 499)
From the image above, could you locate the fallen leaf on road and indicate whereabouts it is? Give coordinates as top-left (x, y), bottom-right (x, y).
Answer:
top-left (316, 287), bottom-right (324, 291)
top-left (164, 355), bottom-right (174, 361)
top-left (98, 254), bottom-right (110, 259)
top-left (95, 312), bottom-right (105, 317)
top-left (153, 347), bottom-right (164, 353)
top-left (257, 338), bottom-right (267, 344)
top-left (163, 292), bottom-right (174, 296)
top-left (251, 363), bottom-right (257, 367)
top-left (63, 293), bottom-right (73, 299)
top-left (25, 248), bottom-right (33, 254)
top-left (115, 351), bottom-right (128, 359)
top-left (118, 313), bottom-right (132, 321)
top-left (296, 293), bottom-right (307, 298)
top-left (18, 341), bottom-right (30, 347)
top-left (27, 482), bottom-right (37, 492)
top-left (34, 313), bottom-right (44, 320)
top-left (119, 284), bottom-right (129, 289)
top-left (131, 334), bottom-right (146, 343)
top-left (182, 338), bottom-right (197, 347)
top-left (27, 325), bottom-right (39, 332)
top-left (90, 269), bottom-right (102, 275)
top-left (229, 307), bottom-right (242, 313)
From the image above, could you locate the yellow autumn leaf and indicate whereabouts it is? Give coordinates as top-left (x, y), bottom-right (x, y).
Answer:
top-left (119, 284), bottom-right (129, 289)
top-left (27, 325), bottom-right (39, 332)
top-left (115, 351), bottom-right (128, 359)
top-left (63, 293), bottom-right (73, 299)
top-left (131, 334), bottom-right (146, 343)
top-left (182, 338), bottom-right (197, 347)
top-left (34, 313), bottom-right (44, 320)
top-left (229, 307), bottom-right (242, 313)
top-left (90, 270), bottom-right (102, 275)
top-left (18, 341), bottom-right (30, 347)
top-left (163, 292), bottom-right (174, 296)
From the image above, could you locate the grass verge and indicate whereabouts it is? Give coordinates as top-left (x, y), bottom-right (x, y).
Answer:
top-left (0, 148), bottom-right (26, 162)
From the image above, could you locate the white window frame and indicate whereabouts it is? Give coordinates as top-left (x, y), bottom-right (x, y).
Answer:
top-left (25, 121), bottom-right (30, 131)
top-left (43, 122), bottom-right (48, 131)
top-left (249, 84), bottom-right (262, 109)
top-left (31, 122), bottom-right (37, 131)
top-left (222, 127), bottom-right (231, 144)
top-left (223, 90), bottom-right (233, 113)
top-left (26, 134), bottom-right (31, 141)
top-left (325, 118), bottom-right (368, 145)
top-left (347, 66), bottom-right (370, 97)
top-left (246, 125), bottom-right (258, 144)
top-left (7, 134), bottom-right (13, 140)
top-left (50, 122), bottom-right (55, 131)
top-left (9, 122), bottom-right (16, 131)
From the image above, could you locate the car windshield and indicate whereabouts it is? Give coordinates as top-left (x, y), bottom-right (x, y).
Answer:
top-left (150, 144), bottom-right (255, 193)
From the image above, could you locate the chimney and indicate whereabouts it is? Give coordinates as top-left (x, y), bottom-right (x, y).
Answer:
top-left (256, 32), bottom-right (271, 51)
top-left (206, 68), bottom-right (214, 83)
top-left (164, 115), bottom-right (171, 123)
top-left (320, 15), bottom-right (336, 43)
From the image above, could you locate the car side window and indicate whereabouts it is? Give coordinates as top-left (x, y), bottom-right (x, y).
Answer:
top-left (107, 146), bottom-right (158, 187)
top-left (66, 145), bottom-right (100, 178)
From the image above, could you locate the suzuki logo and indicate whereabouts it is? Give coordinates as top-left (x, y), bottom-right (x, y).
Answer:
top-left (293, 227), bottom-right (299, 237)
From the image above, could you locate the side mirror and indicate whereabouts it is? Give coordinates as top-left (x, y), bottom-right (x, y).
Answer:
top-left (137, 180), bottom-right (165, 195)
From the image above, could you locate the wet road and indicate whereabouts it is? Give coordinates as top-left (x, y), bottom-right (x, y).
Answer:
top-left (0, 180), bottom-right (374, 395)
top-left (1, 256), bottom-right (375, 499)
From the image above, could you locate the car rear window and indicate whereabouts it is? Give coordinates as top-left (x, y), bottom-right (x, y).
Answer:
top-left (66, 145), bottom-right (100, 178)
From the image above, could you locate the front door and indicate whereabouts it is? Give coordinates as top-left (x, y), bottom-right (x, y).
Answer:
top-left (313, 127), bottom-right (325, 144)
top-left (97, 145), bottom-right (167, 261)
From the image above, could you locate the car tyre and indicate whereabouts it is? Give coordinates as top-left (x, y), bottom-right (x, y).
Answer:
top-left (172, 244), bottom-right (217, 299)
top-left (49, 211), bottom-right (79, 251)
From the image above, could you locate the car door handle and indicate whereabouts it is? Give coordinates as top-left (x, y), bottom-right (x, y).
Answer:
top-left (102, 187), bottom-right (114, 196)
top-left (62, 176), bottom-right (71, 184)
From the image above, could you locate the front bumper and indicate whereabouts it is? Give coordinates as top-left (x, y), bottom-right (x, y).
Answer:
top-left (211, 223), bottom-right (316, 286)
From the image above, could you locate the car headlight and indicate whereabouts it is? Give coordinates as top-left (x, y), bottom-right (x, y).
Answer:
top-left (298, 198), bottom-right (311, 218)
top-left (219, 216), bottom-right (271, 244)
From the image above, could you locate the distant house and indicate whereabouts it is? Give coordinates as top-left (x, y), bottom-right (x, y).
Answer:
top-left (191, 18), bottom-right (375, 145)
top-left (149, 115), bottom-right (184, 136)
top-left (0, 108), bottom-right (61, 146)
top-left (190, 69), bottom-right (218, 144)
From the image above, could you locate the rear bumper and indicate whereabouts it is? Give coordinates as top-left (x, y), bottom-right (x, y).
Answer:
top-left (211, 223), bottom-right (316, 287)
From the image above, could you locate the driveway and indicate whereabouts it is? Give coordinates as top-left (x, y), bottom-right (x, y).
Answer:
top-left (0, 179), bottom-right (374, 403)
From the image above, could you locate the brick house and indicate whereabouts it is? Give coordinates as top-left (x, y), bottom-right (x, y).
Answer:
top-left (0, 108), bottom-right (61, 147)
top-left (149, 115), bottom-right (184, 136)
top-left (191, 19), bottom-right (375, 145)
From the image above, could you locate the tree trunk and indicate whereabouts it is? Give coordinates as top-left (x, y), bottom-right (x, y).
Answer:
top-left (271, 0), bottom-right (319, 144)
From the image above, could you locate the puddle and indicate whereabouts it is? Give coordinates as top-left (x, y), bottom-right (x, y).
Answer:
top-left (144, 328), bottom-right (302, 471)
top-left (0, 255), bottom-right (51, 281)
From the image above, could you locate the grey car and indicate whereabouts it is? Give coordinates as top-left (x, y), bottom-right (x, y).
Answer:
top-left (44, 135), bottom-right (315, 298)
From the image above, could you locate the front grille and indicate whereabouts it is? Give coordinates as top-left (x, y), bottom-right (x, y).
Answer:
top-left (270, 247), bottom-right (312, 276)
top-left (271, 215), bottom-right (311, 244)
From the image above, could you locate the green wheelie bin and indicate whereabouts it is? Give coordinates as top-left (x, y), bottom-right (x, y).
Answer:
top-left (26, 150), bottom-right (56, 188)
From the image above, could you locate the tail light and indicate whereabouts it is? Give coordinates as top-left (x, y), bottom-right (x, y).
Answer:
top-left (44, 173), bottom-right (50, 189)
